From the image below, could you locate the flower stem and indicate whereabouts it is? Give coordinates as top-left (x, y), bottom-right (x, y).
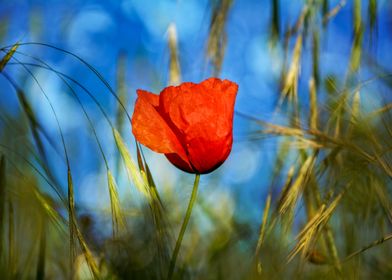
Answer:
top-left (167, 174), bottom-right (200, 279)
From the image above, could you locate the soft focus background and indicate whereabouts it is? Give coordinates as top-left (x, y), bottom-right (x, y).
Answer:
top-left (1, 0), bottom-right (392, 279)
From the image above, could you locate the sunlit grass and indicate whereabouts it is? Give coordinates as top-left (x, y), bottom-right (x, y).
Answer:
top-left (0, 0), bottom-right (392, 279)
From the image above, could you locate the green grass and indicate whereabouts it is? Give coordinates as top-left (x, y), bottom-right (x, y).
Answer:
top-left (1, 0), bottom-right (392, 279)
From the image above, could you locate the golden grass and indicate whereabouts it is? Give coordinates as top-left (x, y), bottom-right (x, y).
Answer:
top-left (113, 128), bottom-right (151, 200)
top-left (168, 23), bottom-right (181, 86)
top-left (0, 0), bottom-right (392, 279)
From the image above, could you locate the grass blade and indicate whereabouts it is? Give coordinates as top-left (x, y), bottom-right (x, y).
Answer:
top-left (68, 170), bottom-right (100, 279)
top-left (167, 23), bottom-right (181, 86)
top-left (67, 169), bottom-right (76, 277)
top-left (280, 33), bottom-right (303, 118)
top-left (343, 232), bottom-right (392, 262)
top-left (0, 42), bottom-right (18, 72)
top-left (206, 0), bottom-right (233, 76)
top-left (309, 77), bottom-right (318, 130)
top-left (113, 128), bottom-right (150, 199)
top-left (107, 170), bottom-right (126, 236)
top-left (8, 200), bottom-right (15, 278)
top-left (270, 0), bottom-right (280, 43)
top-left (35, 223), bottom-right (46, 280)
top-left (278, 154), bottom-right (316, 217)
top-left (255, 193), bottom-right (272, 257)
top-left (0, 156), bottom-right (5, 263)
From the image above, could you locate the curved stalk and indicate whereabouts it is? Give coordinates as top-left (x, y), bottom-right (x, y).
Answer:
top-left (167, 174), bottom-right (200, 279)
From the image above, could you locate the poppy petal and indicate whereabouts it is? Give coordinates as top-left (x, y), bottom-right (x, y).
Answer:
top-left (159, 82), bottom-right (216, 135)
top-left (159, 78), bottom-right (237, 140)
top-left (131, 92), bottom-right (190, 166)
top-left (185, 122), bottom-right (233, 173)
top-left (132, 78), bottom-right (238, 174)
top-left (165, 153), bottom-right (195, 173)
top-left (136, 89), bottom-right (159, 107)
top-left (200, 78), bottom-right (238, 119)
top-left (158, 78), bottom-right (237, 173)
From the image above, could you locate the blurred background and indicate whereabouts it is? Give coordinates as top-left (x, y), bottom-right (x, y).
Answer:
top-left (1, 0), bottom-right (392, 279)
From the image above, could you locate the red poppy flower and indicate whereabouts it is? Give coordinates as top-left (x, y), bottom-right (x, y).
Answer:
top-left (131, 77), bottom-right (238, 174)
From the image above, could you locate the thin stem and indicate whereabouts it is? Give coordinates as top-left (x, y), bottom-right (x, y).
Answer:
top-left (342, 232), bottom-right (392, 263)
top-left (167, 174), bottom-right (200, 280)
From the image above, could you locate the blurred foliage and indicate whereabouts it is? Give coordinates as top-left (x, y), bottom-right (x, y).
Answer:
top-left (0, 0), bottom-right (392, 279)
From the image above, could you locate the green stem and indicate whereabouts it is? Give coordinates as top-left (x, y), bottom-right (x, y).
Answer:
top-left (167, 174), bottom-right (200, 280)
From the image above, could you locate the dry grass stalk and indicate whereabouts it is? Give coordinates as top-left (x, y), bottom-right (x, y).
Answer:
top-left (206, 0), bottom-right (233, 76)
top-left (288, 189), bottom-right (345, 271)
top-left (322, 0), bottom-right (347, 25)
top-left (113, 128), bottom-right (151, 200)
top-left (281, 34), bottom-right (303, 107)
top-left (107, 170), bottom-right (126, 235)
top-left (168, 23), bottom-right (181, 86)
top-left (255, 193), bottom-right (272, 256)
top-left (278, 154), bottom-right (316, 218)
top-left (0, 43), bottom-right (18, 72)
top-left (309, 77), bottom-right (318, 130)
top-left (68, 170), bottom-right (100, 279)
top-left (343, 232), bottom-right (392, 263)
